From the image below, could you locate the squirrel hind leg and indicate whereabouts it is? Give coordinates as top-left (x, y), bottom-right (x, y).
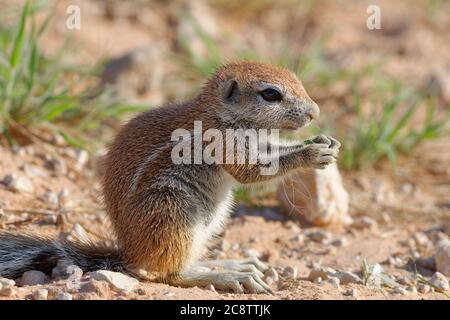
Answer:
top-left (197, 257), bottom-right (269, 277)
top-left (172, 258), bottom-right (272, 294)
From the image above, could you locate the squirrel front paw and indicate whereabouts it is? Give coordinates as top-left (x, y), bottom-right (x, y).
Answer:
top-left (302, 135), bottom-right (341, 169)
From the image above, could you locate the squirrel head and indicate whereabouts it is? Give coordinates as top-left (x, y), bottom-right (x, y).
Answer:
top-left (202, 61), bottom-right (320, 130)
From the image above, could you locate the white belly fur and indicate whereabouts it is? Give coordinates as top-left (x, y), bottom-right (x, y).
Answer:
top-left (186, 173), bottom-right (236, 268)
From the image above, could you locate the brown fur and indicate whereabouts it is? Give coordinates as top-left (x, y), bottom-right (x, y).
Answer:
top-left (101, 61), bottom-right (320, 279)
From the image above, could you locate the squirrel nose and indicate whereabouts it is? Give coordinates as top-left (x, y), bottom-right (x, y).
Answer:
top-left (307, 102), bottom-right (320, 121)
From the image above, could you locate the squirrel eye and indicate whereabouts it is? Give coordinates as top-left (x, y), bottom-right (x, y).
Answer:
top-left (260, 88), bottom-right (282, 102)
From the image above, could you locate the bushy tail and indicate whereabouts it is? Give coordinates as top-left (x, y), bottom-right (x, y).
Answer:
top-left (0, 232), bottom-right (126, 279)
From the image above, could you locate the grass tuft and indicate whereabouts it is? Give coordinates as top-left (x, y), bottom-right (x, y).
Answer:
top-left (0, 2), bottom-right (145, 149)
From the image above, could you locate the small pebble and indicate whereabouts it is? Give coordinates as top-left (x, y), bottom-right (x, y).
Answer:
top-left (0, 277), bottom-right (16, 296)
top-left (306, 230), bottom-right (331, 244)
top-left (328, 276), bottom-right (340, 289)
top-left (32, 288), bottom-right (49, 300)
top-left (205, 284), bottom-right (217, 293)
top-left (337, 271), bottom-right (363, 285)
top-left (435, 240), bottom-right (450, 277)
top-left (430, 272), bottom-right (450, 291)
top-left (289, 234), bottom-right (305, 244)
top-left (313, 277), bottom-right (323, 284)
top-left (243, 248), bottom-right (261, 258)
top-left (406, 286), bottom-right (418, 295)
top-left (2, 174), bottom-right (34, 193)
top-left (352, 216), bottom-right (378, 230)
top-left (346, 288), bottom-right (358, 298)
top-left (40, 191), bottom-right (59, 205)
top-left (381, 212), bottom-right (391, 224)
top-left (52, 262), bottom-right (83, 281)
top-left (45, 157), bottom-right (67, 175)
top-left (412, 232), bottom-right (432, 249)
top-left (56, 292), bottom-right (73, 300)
top-left (393, 286), bottom-right (407, 295)
top-left (58, 189), bottom-right (71, 205)
top-left (134, 288), bottom-right (146, 295)
top-left (307, 266), bottom-right (336, 281)
top-left (282, 266), bottom-right (298, 280)
top-left (75, 149), bottom-right (89, 170)
top-left (332, 237), bottom-right (348, 247)
top-left (417, 284), bottom-right (431, 294)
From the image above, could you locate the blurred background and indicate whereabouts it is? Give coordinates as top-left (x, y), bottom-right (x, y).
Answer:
top-left (0, 0), bottom-right (449, 300)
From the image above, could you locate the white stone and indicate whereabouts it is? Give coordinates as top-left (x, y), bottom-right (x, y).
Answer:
top-left (243, 248), bottom-right (261, 258)
top-left (417, 284), bottom-right (431, 294)
top-left (282, 266), bottom-right (297, 280)
top-left (277, 163), bottom-right (351, 226)
top-left (89, 270), bottom-right (139, 293)
top-left (52, 261), bottom-right (83, 281)
top-left (332, 237), bottom-right (348, 247)
top-left (56, 292), bottom-right (73, 300)
top-left (435, 240), bottom-right (450, 276)
top-left (75, 150), bottom-right (89, 170)
top-left (352, 216), bottom-right (378, 230)
top-left (0, 277), bottom-right (16, 296)
top-left (328, 277), bottom-right (340, 289)
top-left (393, 286), bottom-right (407, 295)
top-left (306, 230), bottom-right (332, 244)
top-left (307, 266), bottom-right (336, 281)
top-left (40, 191), bottom-right (59, 205)
top-left (412, 232), bottom-right (433, 249)
top-left (3, 174), bottom-right (34, 193)
top-left (205, 284), bottom-right (217, 293)
top-left (406, 286), bottom-right (418, 295)
top-left (32, 288), bottom-right (48, 300)
top-left (430, 272), bottom-right (449, 291)
top-left (337, 271), bottom-right (363, 285)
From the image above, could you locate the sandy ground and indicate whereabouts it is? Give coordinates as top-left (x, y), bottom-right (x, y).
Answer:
top-left (0, 139), bottom-right (448, 300)
top-left (0, 0), bottom-right (449, 300)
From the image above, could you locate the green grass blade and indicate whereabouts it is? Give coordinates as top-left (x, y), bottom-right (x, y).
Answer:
top-left (10, 0), bottom-right (29, 68)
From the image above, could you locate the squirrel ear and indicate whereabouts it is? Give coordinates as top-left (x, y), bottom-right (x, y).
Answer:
top-left (222, 78), bottom-right (240, 104)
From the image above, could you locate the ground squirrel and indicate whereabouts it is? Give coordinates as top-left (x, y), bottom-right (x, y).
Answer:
top-left (0, 61), bottom-right (340, 293)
